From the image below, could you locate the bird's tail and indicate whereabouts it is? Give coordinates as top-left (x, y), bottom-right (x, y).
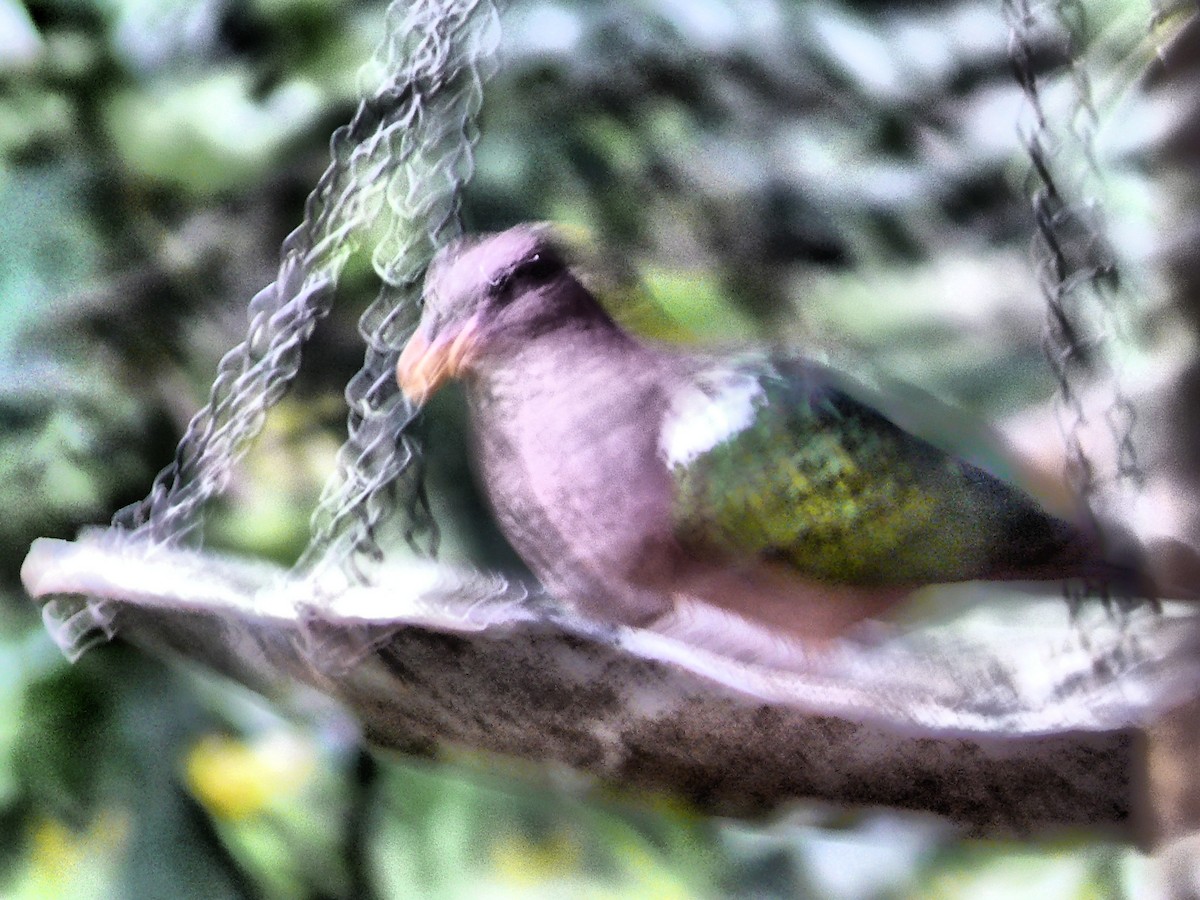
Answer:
top-left (1050, 522), bottom-right (1200, 603)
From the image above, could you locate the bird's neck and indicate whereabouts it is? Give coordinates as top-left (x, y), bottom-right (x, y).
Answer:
top-left (464, 317), bottom-right (656, 423)
top-left (475, 312), bottom-right (639, 381)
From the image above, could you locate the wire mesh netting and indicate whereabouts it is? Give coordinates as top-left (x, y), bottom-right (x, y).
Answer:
top-left (1004, 0), bottom-right (1151, 618)
top-left (43, 0), bottom-right (501, 657)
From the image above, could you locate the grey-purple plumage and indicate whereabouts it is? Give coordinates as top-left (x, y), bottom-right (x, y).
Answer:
top-left (397, 224), bottom-right (1136, 645)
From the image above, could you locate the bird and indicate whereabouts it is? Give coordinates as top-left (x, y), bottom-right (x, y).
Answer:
top-left (396, 223), bottom-right (1140, 657)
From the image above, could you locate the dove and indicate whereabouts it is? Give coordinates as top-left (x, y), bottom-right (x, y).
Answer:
top-left (397, 224), bottom-right (1135, 650)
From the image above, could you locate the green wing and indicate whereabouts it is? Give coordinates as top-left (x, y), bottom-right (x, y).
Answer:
top-left (662, 358), bottom-right (1077, 586)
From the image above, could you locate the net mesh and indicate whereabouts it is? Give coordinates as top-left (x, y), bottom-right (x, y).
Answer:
top-left (1004, 0), bottom-right (1150, 616)
top-left (43, 0), bottom-right (501, 656)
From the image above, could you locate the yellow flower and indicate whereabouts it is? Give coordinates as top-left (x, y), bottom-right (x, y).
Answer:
top-left (23, 810), bottom-right (129, 897)
top-left (490, 829), bottom-right (583, 886)
top-left (184, 733), bottom-right (315, 821)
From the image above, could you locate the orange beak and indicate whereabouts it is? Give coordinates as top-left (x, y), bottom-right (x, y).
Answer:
top-left (396, 315), bottom-right (481, 406)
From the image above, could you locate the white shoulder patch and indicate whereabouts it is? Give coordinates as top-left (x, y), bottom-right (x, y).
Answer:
top-left (659, 370), bottom-right (765, 469)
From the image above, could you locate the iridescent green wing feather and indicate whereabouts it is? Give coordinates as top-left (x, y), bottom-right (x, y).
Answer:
top-left (661, 358), bottom-right (1074, 586)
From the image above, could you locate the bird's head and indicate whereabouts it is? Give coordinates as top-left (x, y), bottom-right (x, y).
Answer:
top-left (397, 223), bottom-right (611, 405)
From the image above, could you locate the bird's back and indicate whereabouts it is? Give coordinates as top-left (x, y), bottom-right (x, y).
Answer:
top-left (662, 356), bottom-right (1093, 586)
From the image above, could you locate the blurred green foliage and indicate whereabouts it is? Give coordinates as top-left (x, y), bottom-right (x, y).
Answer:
top-left (0, 0), bottom-right (1174, 896)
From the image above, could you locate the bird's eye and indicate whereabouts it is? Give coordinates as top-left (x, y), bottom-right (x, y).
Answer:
top-left (511, 252), bottom-right (559, 284)
top-left (488, 251), bottom-right (560, 302)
